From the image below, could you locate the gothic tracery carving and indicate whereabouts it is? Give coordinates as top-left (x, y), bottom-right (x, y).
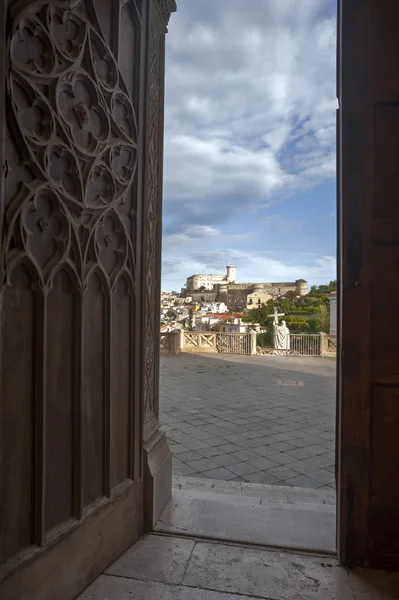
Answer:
top-left (4, 0), bottom-right (138, 290)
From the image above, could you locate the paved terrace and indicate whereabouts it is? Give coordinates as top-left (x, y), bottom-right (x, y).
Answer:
top-left (160, 353), bottom-right (336, 489)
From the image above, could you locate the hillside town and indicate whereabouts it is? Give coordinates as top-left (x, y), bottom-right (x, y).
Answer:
top-left (161, 266), bottom-right (337, 340)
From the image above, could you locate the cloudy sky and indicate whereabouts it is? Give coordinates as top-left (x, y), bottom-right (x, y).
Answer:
top-left (161, 0), bottom-right (337, 292)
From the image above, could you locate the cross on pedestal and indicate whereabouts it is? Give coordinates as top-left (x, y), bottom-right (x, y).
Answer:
top-left (268, 306), bottom-right (285, 324)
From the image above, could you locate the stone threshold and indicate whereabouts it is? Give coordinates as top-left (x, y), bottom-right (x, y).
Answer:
top-left (155, 476), bottom-right (336, 556)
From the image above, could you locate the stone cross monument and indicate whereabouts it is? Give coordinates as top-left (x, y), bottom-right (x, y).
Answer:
top-left (268, 306), bottom-right (290, 350)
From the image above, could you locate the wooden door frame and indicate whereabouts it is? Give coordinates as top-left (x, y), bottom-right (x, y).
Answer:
top-left (336, 0), bottom-right (370, 568)
top-left (336, 0), bottom-right (399, 570)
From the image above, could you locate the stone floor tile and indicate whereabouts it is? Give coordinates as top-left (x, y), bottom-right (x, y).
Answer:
top-left (225, 462), bottom-right (259, 477)
top-left (212, 454), bottom-right (243, 467)
top-left (243, 471), bottom-right (281, 484)
top-left (195, 446), bottom-right (224, 459)
top-left (241, 430), bottom-right (265, 439)
top-left (251, 445), bottom-right (279, 457)
top-left (176, 450), bottom-right (204, 463)
top-left (285, 474), bottom-right (323, 489)
top-left (285, 460), bottom-right (319, 475)
top-left (267, 466), bottom-right (302, 481)
top-left (286, 446), bottom-right (322, 460)
top-left (267, 441), bottom-right (297, 452)
top-left (198, 436), bottom-right (227, 447)
top-left (106, 534), bottom-right (194, 584)
top-left (184, 440), bottom-right (211, 451)
top-left (173, 464), bottom-right (199, 476)
top-left (215, 443), bottom-right (243, 453)
top-left (183, 542), bottom-right (352, 600)
top-left (196, 467), bottom-right (237, 481)
top-left (186, 458), bottom-right (219, 472)
top-left (168, 443), bottom-right (190, 454)
top-left (228, 449), bottom-right (261, 462)
top-left (268, 452), bottom-right (304, 466)
top-left (307, 468), bottom-right (336, 484)
top-left (79, 575), bottom-right (256, 599)
top-left (246, 456), bottom-right (278, 470)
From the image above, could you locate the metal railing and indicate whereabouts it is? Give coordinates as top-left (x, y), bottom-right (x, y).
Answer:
top-left (257, 333), bottom-right (325, 356)
top-left (290, 334), bottom-right (321, 356)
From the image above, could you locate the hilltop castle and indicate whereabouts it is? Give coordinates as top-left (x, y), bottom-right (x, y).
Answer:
top-left (184, 266), bottom-right (308, 310)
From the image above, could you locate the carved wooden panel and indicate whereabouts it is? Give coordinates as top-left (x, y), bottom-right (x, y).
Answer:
top-left (144, 14), bottom-right (162, 424)
top-left (142, 1), bottom-right (174, 433)
top-left (0, 0), bottom-right (141, 564)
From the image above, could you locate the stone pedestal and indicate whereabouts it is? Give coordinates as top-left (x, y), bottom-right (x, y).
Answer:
top-left (143, 426), bottom-right (172, 531)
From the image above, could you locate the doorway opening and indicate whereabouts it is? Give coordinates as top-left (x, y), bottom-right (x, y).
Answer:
top-left (158, 0), bottom-right (337, 554)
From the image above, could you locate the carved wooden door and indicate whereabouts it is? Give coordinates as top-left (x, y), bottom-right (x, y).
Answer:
top-left (338, 0), bottom-right (399, 570)
top-left (0, 0), bottom-right (170, 598)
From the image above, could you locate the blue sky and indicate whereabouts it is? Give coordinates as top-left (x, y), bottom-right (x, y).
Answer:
top-left (162, 0), bottom-right (337, 291)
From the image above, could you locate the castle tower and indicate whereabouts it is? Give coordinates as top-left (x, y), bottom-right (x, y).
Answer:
top-left (226, 265), bottom-right (237, 283)
top-left (295, 279), bottom-right (308, 296)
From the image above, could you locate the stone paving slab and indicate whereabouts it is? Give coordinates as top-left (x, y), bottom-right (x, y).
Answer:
top-left (79, 533), bottom-right (399, 600)
top-left (160, 353), bottom-right (336, 489)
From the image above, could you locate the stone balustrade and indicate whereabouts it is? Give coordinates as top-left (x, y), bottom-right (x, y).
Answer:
top-left (161, 331), bottom-right (337, 358)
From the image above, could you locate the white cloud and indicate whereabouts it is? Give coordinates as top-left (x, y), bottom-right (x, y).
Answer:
top-left (162, 0), bottom-right (337, 291)
top-left (165, 0), bottom-right (336, 206)
top-left (162, 246), bottom-right (336, 289)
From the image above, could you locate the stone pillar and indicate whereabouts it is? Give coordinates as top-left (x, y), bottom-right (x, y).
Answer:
top-left (319, 332), bottom-right (328, 357)
top-left (168, 331), bottom-right (181, 355)
top-left (180, 329), bottom-right (185, 351)
top-left (250, 330), bottom-right (257, 355)
top-left (142, 0), bottom-right (176, 532)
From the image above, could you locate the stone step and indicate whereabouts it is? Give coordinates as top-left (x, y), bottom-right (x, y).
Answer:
top-left (172, 476), bottom-right (336, 506)
top-left (155, 476), bottom-right (336, 555)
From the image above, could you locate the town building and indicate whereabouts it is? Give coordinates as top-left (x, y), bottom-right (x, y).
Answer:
top-left (185, 266), bottom-right (307, 309)
top-left (195, 312), bottom-right (246, 332)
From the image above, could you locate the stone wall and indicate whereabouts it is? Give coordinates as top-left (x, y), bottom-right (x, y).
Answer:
top-left (190, 291), bottom-right (218, 303)
top-left (226, 288), bottom-right (249, 309)
top-left (199, 280), bottom-right (308, 309)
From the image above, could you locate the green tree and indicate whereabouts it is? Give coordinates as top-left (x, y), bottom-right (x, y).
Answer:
top-left (308, 318), bottom-right (322, 333)
top-left (244, 299), bottom-right (274, 327)
top-left (188, 308), bottom-right (194, 331)
top-left (257, 331), bottom-right (274, 348)
top-left (317, 304), bottom-right (330, 333)
top-left (166, 310), bottom-right (176, 319)
top-left (284, 316), bottom-right (309, 333)
top-left (308, 280), bottom-right (337, 296)
top-left (284, 290), bottom-right (297, 306)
